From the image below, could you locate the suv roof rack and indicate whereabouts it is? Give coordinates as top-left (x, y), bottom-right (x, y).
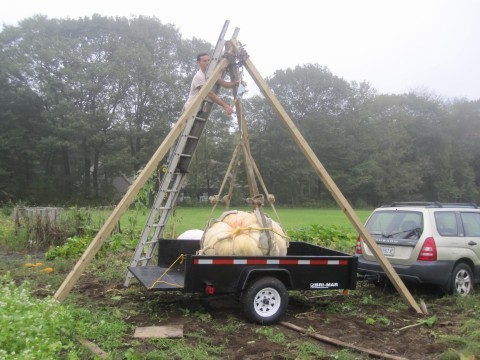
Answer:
top-left (383, 202), bottom-right (478, 209)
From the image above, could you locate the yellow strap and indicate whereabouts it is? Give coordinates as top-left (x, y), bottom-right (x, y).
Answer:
top-left (148, 254), bottom-right (185, 290)
top-left (231, 226), bottom-right (289, 239)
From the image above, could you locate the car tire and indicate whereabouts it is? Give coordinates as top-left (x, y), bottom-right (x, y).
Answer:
top-left (450, 263), bottom-right (474, 296)
top-left (242, 277), bottom-right (288, 325)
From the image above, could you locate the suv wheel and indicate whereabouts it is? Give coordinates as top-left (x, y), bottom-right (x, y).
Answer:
top-left (450, 263), bottom-right (474, 296)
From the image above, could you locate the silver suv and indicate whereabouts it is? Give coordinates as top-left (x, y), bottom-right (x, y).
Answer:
top-left (356, 202), bottom-right (480, 295)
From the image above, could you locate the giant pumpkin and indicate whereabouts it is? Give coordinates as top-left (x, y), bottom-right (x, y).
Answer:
top-left (199, 210), bottom-right (288, 256)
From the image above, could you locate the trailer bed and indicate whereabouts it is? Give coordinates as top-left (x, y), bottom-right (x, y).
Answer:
top-left (128, 239), bottom-right (357, 292)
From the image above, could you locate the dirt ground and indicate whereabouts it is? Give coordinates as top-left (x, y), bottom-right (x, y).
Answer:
top-left (74, 273), bottom-right (459, 359)
top-left (3, 252), bottom-right (467, 359)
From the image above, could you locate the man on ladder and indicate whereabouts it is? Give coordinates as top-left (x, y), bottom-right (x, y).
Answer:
top-left (184, 52), bottom-right (242, 115)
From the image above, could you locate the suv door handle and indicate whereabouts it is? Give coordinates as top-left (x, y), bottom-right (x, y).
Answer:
top-left (468, 241), bottom-right (477, 246)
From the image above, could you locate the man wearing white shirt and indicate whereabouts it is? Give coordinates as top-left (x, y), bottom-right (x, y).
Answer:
top-left (184, 53), bottom-right (240, 115)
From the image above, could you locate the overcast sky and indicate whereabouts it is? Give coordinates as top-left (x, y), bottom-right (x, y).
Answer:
top-left (2, 0), bottom-right (479, 100)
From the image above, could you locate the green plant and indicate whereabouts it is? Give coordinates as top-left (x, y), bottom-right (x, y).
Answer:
top-left (45, 231), bottom-right (136, 261)
top-left (214, 316), bottom-right (246, 333)
top-left (290, 340), bottom-right (328, 358)
top-left (0, 273), bottom-right (78, 359)
top-left (70, 306), bottom-right (130, 350)
top-left (147, 337), bottom-right (224, 360)
top-left (192, 311), bottom-right (212, 322)
top-left (46, 235), bottom-right (92, 260)
top-left (255, 326), bottom-right (286, 344)
top-left (287, 224), bottom-right (357, 253)
top-left (377, 316), bottom-right (391, 325)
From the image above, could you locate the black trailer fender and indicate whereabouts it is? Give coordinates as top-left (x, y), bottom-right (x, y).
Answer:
top-left (238, 268), bottom-right (292, 292)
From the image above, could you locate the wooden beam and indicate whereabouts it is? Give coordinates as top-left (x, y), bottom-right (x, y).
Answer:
top-left (133, 325), bottom-right (183, 338)
top-left (281, 322), bottom-right (409, 360)
top-left (54, 58), bottom-right (231, 303)
top-left (242, 56), bottom-right (423, 314)
top-left (77, 338), bottom-right (108, 359)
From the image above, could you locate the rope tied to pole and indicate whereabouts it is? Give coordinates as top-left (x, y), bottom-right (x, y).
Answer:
top-left (246, 194), bottom-right (265, 207)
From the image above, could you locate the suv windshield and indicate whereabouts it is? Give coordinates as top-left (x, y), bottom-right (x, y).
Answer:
top-left (366, 210), bottom-right (423, 239)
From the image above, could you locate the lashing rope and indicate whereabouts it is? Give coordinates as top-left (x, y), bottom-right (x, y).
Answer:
top-left (198, 226), bottom-right (288, 255)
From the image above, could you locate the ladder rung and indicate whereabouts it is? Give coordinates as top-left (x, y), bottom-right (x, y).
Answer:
top-left (194, 116), bottom-right (207, 122)
top-left (187, 135), bottom-right (199, 140)
top-left (137, 256), bottom-right (152, 262)
top-left (180, 154), bottom-right (192, 158)
top-left (144, 239), bottom-right (159, 245)
top-left (154, 206), bottom-right (171, 210)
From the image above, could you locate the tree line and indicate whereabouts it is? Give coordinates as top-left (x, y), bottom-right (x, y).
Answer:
top-left (1, 15), bottom-right (479, 208)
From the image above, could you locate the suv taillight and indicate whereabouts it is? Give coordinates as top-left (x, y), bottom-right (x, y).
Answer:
top-left (355, 236), bottom-right (363, 254)
top-left (417, 237), bottom-right (437, 261)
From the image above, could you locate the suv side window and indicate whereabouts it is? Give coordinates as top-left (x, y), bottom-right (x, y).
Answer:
top-left (460, 212), bottom-right (480, 237)
top-left (435, 211), bottom-right (458, 236)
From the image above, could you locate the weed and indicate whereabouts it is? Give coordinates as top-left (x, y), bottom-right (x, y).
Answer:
top-left (0, 273), bottom-right (78, 359)
top-left (442, 318), bottom-right (480, 356)
top-left (192, 311), bottom-right (212, 322)
top-left (288, 224), bottom-right (357, 253)
top-left (330, 349), bottom-right (362, 360)
top-left (255, 326), bottom-right (286, 344)
top-left (147, 337), bottom-right (224, 360)
top-left (377, 316), bottom-right (391, 325)
top-left (290, 340), bottom-right (328, 358)
top-left (70, 306), bottom-right (130, 350)
top-left (214, 315), bottom-right (246, 333)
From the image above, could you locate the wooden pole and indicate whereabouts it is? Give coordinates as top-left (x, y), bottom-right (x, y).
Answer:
top-left (242, 56), bottom-right (423, 314)
top-left (54, 58), bottom-right (230, 302)
top-left (280, 322), bottom-right (409, 360)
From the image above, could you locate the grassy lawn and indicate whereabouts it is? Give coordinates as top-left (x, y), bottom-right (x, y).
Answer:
top-left (119, 206), bottom-right (373, 236)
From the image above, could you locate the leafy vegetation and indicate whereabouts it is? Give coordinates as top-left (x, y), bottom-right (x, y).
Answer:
top-left (288, 224), bottom-right (358, 253)
top-left (0, 274), bottom-right (77, 359)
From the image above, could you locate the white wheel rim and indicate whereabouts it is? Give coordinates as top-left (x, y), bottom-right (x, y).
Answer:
top-left (455, 269), bottom-right (471, 296)
top-left (253, 287), bottom-right (281, 318)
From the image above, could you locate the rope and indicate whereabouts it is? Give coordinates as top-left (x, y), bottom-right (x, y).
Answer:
top-left (198, 225), bottom-right (288, 255)
top-left (230, 226), bottom-right (289, 239)
top-left (147, 254), bottom-right (185, 290)
top-left (202, 143), bottom-right (243, 248)
top-left (246, 194), bottom-right (265, 207)
top-left (243, 144), bottom-right (283, 226)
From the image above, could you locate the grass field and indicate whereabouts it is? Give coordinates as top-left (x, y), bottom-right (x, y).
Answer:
top-left (121, 206), bottom-right (373, 236)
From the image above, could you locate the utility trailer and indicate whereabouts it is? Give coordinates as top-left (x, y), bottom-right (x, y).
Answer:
top-left (129, 239), bottom-right (358, 324)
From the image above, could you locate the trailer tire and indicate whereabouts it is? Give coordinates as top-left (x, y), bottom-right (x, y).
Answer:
top-left (242, 277), bottom-right (288, 325)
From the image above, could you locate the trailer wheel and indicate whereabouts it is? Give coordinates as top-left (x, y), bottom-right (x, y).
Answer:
top-left (242, 277), bottom-right (288, 325)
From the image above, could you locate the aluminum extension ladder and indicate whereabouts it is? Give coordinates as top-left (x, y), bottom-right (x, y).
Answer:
top-left (124, 21), bottom-right (239, 286)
